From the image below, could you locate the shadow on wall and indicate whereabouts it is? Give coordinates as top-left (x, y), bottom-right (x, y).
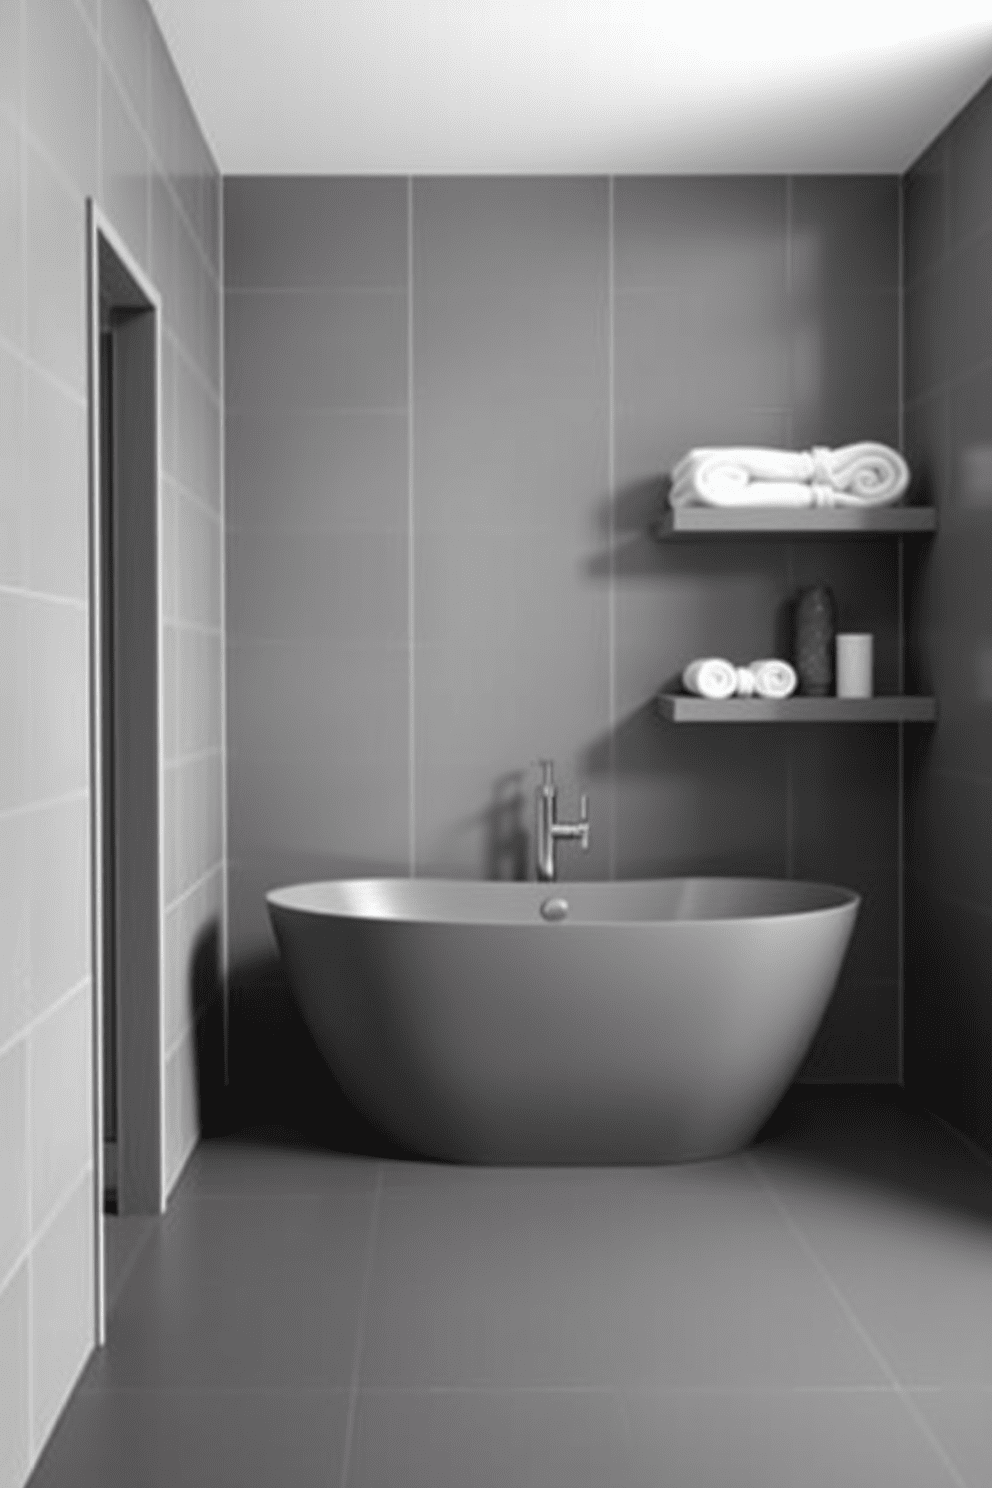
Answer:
top-left (187, 920), bottom-right (227, 1140)
top-left (485, 770), bottom-right (530, 881)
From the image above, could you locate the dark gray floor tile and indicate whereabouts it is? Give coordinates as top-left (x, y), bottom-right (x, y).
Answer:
top-left (84, 1191), bottom-right (376, 1390)
top-left (103, 1216), bottom-right (157, 1316)
top-left (176, 1136), bottom-right (380, 1199)
top-left (360, 1161), bottom-right (886, 1389)
top-left (754, 1109), bottom-right (992, 1386)
top-left (911, 1388), bottom-right (992, 1488)
top-left (346, 1388), bottom-right (630, 1488)
top-left (622, 1388), bottom-right (961, 1488)
top-left (28, 1387), bottom-right (349, 1488)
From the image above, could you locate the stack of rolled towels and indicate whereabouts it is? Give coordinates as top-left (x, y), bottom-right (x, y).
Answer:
top-left (670, 442), bottom-right (910, 509)
top-left (682, 657), bottom-right (798, 700)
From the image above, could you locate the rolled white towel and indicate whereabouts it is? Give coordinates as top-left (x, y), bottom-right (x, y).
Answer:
top-left (735, 666), bottom-right (758, 697)
top-left (682, 657), bottom-right (738, 700)
top-left (747, 658), bottom-right (798, 700)
top-left (670, 443), bottom-right (909, 510)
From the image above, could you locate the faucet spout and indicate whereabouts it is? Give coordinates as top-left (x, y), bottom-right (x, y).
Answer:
top-left (535, 761), bottom-right (590, 882)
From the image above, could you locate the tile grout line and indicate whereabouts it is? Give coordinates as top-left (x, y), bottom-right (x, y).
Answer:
top-left (897, 172), bottom-right (906, 1088)
top-left (407, 176), bottom-right (416, 877)
top-left (745, 1152), bottom-right (969, 1488)
top-left (607, 175), bottom-right (617, 882)
top-left (784, 174), bottom-right (795, 881)
top-left (338, 1167), bottom-right (386, 1488)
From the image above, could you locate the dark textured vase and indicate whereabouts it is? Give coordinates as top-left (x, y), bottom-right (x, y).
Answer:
top-left (794, 585), bottom-right (837, 696)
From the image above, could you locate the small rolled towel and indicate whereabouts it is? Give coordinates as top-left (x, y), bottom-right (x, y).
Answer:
top-left (735, 666), bottom-right (758, 697)
top-left (670, 443), bottom-right (910, 510)
top-left (747, 658), bottom-right (798, 700)
top-left (682, 657), bottom-right (738, 700)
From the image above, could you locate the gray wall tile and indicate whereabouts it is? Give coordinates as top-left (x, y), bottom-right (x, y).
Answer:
top-left (226, 288), bottom-right (408, 414)
top-left (947, 75), bottom-right (992, 248)
top-left (25, 0), bottom-right (98, 198)
top-left (225, 175), bottom-right (408, 290)
top-left (28, 796), bottom-right (90, 1022)
top-left (226, 173), bottom-right (906, 1093)
top-left (99, 68), bottom-right (149, 269)
top-left (24, 143), bottom-right (86, 394)
top-left (30, 1173), bottom-right (94, 1452)
top-left (0, 345), bottom-right (26, 590)
top-left (0, 0), bottom-right (22, 119)
top-left (905, 77), bottom-right (992, 1152)
top-left (0, 1265), bottom-right (30, 1488)
top-left (100, 0), bottom-right (150, 134)
top-left (0, 1043), bottom-right (28, 1283)
top-left (29, 984), bottom-right (91, 1233)
top-left (0, 595), bottom-right (29, 813)
top-left (0, 815), bottom-right (30, 1050)
top-left (24, 374), bottom-right (87, 601)
top-left (28, 599), bottom-right (89, 801)
top-left (0, 112), bottom-right (22, 349)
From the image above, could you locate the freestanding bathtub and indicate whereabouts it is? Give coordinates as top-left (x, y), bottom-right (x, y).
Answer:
top-left (267, 877), bottom-right (859, 1164)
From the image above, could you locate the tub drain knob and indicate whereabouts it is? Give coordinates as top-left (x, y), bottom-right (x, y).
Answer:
top-left (540, 896), bottom-right (569, 922)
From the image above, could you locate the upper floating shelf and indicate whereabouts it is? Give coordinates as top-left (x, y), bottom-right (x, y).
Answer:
top-left (656, 694), bottom-right (937, 724)
top-left (654, 507), bottom-right (937, 539)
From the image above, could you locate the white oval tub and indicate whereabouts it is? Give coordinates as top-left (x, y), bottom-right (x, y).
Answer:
top-left (267, 877), bottom-right (859, 1164)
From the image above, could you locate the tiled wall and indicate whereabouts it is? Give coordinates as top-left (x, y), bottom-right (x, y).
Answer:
top-left (903, 76), bottom-right (992, 1153)
top-left (0, 2), bottom-right (223, 1484)
top-left (224, 173), bottom-right (902, 1114)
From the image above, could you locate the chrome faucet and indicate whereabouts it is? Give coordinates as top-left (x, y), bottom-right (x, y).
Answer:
top-left (535, 759), bottom-right (589, 882)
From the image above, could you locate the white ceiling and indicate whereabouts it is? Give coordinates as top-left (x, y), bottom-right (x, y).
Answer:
top-left (149, 1), bottom-right (992, 175)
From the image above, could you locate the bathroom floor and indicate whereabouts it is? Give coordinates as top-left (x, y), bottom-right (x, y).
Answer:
top-left (27, 1088), bottom-right (992, 1487)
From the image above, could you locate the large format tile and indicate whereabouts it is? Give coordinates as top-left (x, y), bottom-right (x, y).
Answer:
top-left (904, 135), bottom-right (949, 290)
top-left (947, 76), bottom-right (992, 249)
top-left (225, 175), bottom-right (408, 290)
top-left (28, 794), bottom-right (90, 1021)
top-left (0, 812), bottom-right (30, 1049)
top-left (226, 289), bottom-right (407, 414)
top-left (84, 1190), bottom-right (377, 1389)
top-left (100, 67), bottom-right (149, 269)
top-left (29, 1387), bottom-right (350, 1488)
top-left (29, 982), bottom-right (92, 1233)
top-left (0, 344), bottom-right (25, 588)
top-left (28, 596), bottom-right (89, 801)
top-left (912, 1388), bottom-right (992, 1488)
top-left (0, 1041), bottom-right (28, 1284)
top-left (0, 1263), bottom-right (30, 1488)
top-left (614, 176), bottom-right (787, 293)
top-left (0, 111), bottom-right (22, 350)
top-left (359, 1162), bottom-right (886, 1389)
top-left (346, 1388), bottom-right (630, 1488)
top-left (622, 1388), bottom-right (960, 1488)
top-left (24, 141), bottom-right (87, 395)
top-left (24, 369), bottom-right (87, 601)
top-left (25, 0), bottom-right (98, 197)
top-left (175, 1137), bottom-right (380, 1200)
top-left (790, 176), bottom-right (899, 296)
top-left (100, 0), bottom-right (150, 134)
top-left (0, 595), bottom-right (29, 813)
top-left (226, 409), bottom-right (408, 536)
top-left (753, 1121), bottom-right (992, 1387)
top-left (31, 1172), bottom-right (95, 1450)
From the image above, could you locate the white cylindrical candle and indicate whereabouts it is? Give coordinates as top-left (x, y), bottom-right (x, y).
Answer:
top-left (835, 633), bottom-right (874, 698)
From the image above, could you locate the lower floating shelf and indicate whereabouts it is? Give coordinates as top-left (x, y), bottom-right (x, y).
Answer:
top-left (656, 694), bottom-right (937, 724)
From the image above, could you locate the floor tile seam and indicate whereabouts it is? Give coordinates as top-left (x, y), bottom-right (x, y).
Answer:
top-left (930, 1113), bottom-right (992, 1179)
top-left (744, 1151), bottom-right (971, 1488)
top-left (338, 1164), bottom-right (386, 1488)
top-left (347, 1382), bottom-right (910, 1398)
top-left (78, 1382), bottom-right (353, 1399)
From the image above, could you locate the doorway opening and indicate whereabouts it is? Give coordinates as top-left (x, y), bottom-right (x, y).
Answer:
top-left (88, 206), bottom-right (165, 1338)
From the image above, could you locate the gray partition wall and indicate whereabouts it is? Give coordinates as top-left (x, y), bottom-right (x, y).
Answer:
top-left (224, 173), bottom-right (903, 1105)
top-left (0, 6), bottom-right (224, 1485)
top-left (904, 76), bottom-right (992, 1153)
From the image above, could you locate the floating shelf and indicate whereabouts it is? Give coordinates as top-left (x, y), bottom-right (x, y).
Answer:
top-left (656, 694), bottom-right (938, 724)
top-left (654, 507), bottom-right (937, 539)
